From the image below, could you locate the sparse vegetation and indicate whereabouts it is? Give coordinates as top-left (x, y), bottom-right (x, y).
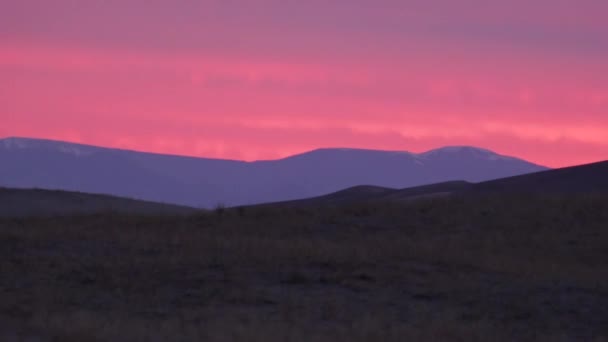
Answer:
top-left (1, 194), bottom-right (608, 341)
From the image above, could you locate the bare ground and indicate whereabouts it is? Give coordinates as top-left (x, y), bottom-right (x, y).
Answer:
top-left (1, 194), bottom-right (608, 341)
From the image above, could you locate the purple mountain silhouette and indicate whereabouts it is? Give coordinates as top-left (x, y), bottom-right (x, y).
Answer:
top-left (0, 137), bottom-right (548, 207)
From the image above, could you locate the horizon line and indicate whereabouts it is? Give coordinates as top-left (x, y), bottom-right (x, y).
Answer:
top-left (0, 135), bottom-right (557, 167)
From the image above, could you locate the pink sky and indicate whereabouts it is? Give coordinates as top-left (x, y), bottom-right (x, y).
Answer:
top-left (1, 0), bottom-right (607, 167)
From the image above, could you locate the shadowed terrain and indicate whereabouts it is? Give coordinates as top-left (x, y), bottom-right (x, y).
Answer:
top-left (470, 160), bottom-right (608, 194)
top-left (278, 160), bottom-right (608, 206)
top-left (0, 187), bottom-right (197, 217)
top-left (1, 193), bottom-right (608, 341)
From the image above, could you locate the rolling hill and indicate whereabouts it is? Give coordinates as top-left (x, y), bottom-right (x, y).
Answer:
top-left (0, 187), bottom-right (197, 217)
top-left (470, 160), bottom-right (608, 193)
top-left (0, 137), bottom-right (547, 207)
top-left (278, 160), bottom-right (608, 206)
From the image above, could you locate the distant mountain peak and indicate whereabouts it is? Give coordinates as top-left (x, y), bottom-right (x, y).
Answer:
top-left (422, 145), bottom-right (494, 154)
top-left (1, 137), bottom-right (33, 149)
top-left (303, 147), bottom-right (413, 155)
top-left (0, 136), bottom-right (97, 157)
top-left (419, 145), bottom-right (515, 161)
top-left (1, 137), bottom-right (525, 164)
top-left (278, 147), bottom-right (418, 162)
top-left (290, 145), bottom-right (519, 163)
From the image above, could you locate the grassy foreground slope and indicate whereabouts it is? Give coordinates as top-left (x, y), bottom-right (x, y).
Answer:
top-left (1, 193), bottom-right (608, 341)
top-left (0, 187), bottom-right (197, 217)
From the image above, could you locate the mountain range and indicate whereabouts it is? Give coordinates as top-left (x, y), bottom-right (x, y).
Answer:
top-left (0, 137), bottom-right (548, 207)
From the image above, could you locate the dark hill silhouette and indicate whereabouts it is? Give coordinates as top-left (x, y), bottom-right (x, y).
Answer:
top-left (470, 161), bottom-right (608, 194)
top-left (0, 187), bottom-right (197, 217)
top-left (272, 160), bottom-right (608, 206)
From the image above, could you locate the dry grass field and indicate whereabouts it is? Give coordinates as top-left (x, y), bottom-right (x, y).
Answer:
top-left (1, 194), bottom-right (608, 341)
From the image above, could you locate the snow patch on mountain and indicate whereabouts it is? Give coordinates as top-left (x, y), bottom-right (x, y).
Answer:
top-left (1, 137), bottom-right (96, 157)
top-left (1, 137), bottom-right (29, 149)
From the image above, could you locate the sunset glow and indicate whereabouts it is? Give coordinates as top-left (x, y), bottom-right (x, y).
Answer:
top-left (2, 1), bottom-right (607, 167)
